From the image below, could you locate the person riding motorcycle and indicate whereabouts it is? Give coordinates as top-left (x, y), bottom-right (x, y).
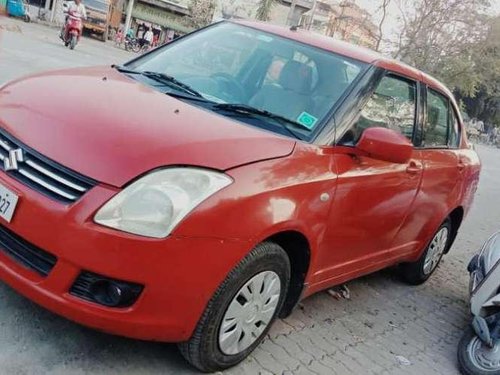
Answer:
top-left (60, 0), bottom-right (87, 39)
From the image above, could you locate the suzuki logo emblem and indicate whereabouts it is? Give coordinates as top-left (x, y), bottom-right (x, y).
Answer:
top-left (4, 148), bottom-right (24, 172)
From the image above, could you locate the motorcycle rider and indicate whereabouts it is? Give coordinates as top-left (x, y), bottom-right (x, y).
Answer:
top-left (60, 0), bottom-right (87, 39)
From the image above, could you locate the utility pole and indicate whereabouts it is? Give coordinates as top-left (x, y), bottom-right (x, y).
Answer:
top-left (49, 0), bottom-right (57, 22)
top-left (123, 0), bottom-right (135, 37)
top-left (306, 0), bottom-right (317, 30)
top-left (286, 0), bottom-right (298, 26)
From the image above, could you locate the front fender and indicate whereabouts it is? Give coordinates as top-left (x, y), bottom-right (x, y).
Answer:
top-left (173, 145), bottom-right (337, 278)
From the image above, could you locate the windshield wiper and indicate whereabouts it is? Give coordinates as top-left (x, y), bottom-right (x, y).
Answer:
top-left (213, 103), bottom-right (309, 140)
top-left (112, 65), bottom-right (204, 99)
top-left (142, 71), bottom-right (204, 98)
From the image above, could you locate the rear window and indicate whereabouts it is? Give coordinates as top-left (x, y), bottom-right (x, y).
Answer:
top-left (423, 89), bottom-right (449, 147)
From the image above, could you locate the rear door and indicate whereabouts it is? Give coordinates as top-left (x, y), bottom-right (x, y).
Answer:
top-left (391, 86), bottom-right (462, 250)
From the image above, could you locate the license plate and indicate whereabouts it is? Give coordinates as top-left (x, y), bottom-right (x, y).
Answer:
top-left (0, 182), bottom-right (19, 223)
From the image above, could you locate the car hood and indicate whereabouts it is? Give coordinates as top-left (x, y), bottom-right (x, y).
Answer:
top-left (0, 67), bottom-right (295, 187)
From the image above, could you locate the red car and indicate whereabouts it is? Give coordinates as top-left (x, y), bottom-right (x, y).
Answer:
top-left (0, 21), bottom-right (480, 372)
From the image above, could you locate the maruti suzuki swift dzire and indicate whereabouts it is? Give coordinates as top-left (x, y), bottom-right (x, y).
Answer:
top-left (0, 20), bottom-right (481, 372)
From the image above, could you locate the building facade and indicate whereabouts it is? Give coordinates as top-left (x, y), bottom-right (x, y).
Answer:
top-left (212, 0), bottom-right (313, 26)
top-left (122, 0), bottom-right (193, 44)
top-left (303, 0), bottom-right (379, 50)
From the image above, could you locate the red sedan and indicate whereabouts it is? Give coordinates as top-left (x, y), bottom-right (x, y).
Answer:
top-left (0, 21), bottom-right (480, 372)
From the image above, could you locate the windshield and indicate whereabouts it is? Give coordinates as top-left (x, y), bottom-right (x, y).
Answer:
top-left (127, 22), bottom-right (367, 141)
top-left (84, 0), bottom-right (108, 12)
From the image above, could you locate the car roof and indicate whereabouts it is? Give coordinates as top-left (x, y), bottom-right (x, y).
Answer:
top-left (232, 20), bottom-right (454, 102)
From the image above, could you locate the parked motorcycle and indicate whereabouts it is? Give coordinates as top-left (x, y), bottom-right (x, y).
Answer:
top-left (61, 11), bottom-right (83, 50)
top-left (458, 232), bottom-right (500, 375)
top-left (124, 36), bottom-right (141, 53)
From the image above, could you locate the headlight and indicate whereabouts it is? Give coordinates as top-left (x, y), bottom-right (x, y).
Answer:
top-left (94, 168), bottom-right (232, 238)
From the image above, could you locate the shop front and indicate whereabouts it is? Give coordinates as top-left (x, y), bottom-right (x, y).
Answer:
top-left (128, 0), bottom-right (193, 44)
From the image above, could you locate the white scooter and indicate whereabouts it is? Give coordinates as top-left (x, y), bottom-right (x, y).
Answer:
top-left (459, 232), bottom-right (500, 375)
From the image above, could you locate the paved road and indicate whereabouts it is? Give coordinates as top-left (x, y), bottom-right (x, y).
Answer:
top-left (1, 17), bottom-right (500, 375)
top-left (0, 17), bottom-right (133, 85)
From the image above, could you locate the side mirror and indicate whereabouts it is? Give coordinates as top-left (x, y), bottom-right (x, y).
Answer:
top-left (356, 127), bottom-right (413, 164)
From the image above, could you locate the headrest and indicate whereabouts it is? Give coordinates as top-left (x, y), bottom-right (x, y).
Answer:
top-left (279, 60), bottom-right (312, 93)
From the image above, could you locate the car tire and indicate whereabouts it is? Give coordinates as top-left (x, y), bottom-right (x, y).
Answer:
top-left (399, 218), bottom-right (452, 285)
top-left (457, 326), bottom-right (500, 375)
top-left (178, 242), bottom-right (291, 373)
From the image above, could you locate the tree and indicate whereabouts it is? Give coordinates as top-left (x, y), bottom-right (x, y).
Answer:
top-left (393, 0), bottom-right (491, 96)
top-left (255, 0), bottom-right (275, 21)
top-left (189, 0), bottom-right (216, 29)
top-left (457, 16), bottom-right (500, 125)
top-left (392, 1), bottom-right (499, 125)
top-left (374, 0), bottom-right (390, 51)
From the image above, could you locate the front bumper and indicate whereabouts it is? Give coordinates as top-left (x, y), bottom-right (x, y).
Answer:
top-left (0, 172), bottom-right (251, 342)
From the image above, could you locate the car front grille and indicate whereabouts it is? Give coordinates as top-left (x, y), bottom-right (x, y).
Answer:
top-left (0, 129), bottom-right (97, 204)
top-left (0, 224), bottom-right (57, 277)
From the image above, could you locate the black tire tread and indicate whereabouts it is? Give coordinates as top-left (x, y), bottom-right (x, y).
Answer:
top-left (457, 326), bottom-right (500, 375)
top-left (178, 242), bottom-right (290, 373)
top-left (400, 218), bottom-right (452, 285)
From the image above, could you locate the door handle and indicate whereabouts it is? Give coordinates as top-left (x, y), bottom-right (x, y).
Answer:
top-left (458, 160), bottom-right (466, 172)
top-left (406, 161), bottom-right (423, 175)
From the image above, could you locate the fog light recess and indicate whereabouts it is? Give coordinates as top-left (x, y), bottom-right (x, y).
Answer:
top-left (70, 271), bottom-right (143, 308)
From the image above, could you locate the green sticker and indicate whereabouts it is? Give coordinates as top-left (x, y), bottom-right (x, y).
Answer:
top-left (297, 112), bottom-right (318, 130)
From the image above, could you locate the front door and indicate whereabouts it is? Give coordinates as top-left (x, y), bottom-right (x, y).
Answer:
top-left (312, 73), bottom-right (424, 287)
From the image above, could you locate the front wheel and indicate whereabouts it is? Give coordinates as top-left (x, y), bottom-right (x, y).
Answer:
top-left (179, 242), bottom-right (290, 372)
top-left (458, 326), bottom-right (500, 375)
top-left (70, 35), bottom-right (77, 50)
top-left (399, 218), bottom-right (452, 285)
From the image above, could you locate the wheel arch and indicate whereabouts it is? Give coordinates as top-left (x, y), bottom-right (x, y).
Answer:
top-left (445, 206), bottom-right (464, 254)
top-left (264, 230), bottom-right (311, 318)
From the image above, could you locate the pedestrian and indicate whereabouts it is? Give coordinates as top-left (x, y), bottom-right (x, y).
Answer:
top-left (143, 28), bottom-right (153, 50)
top-left (492, 126), bottom-right (498, 145)
top-left (126, 27), bottom-right (134, 39)
top-left (115, 28), bottom-right (123, 46)
top-left (60, 0), bottom-right (87, 39)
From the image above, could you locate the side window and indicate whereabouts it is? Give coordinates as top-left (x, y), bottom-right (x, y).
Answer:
top-left (423, 89), bottom-right (449, 147)
top-left (448, 107), bottom-right (461, 148)
top-left (346, 74), bottom-right (417, 143)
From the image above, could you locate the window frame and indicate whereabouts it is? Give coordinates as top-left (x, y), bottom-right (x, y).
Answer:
top-left (419, 85), bottom-right (461, 150)
top-left (448, 105), bottom-right (462, 149)
top-left (335, 70), bottom-right (421, 147)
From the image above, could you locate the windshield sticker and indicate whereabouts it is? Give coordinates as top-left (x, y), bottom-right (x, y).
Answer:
top-left (297, 112), bottom-right (318, 130)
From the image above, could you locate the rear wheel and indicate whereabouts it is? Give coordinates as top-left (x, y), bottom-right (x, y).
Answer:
top-left (400, 219), bottom-right (452, 285)
top-left (458, 326), bottom-right (500, 375)
top-left (179, 242), bottom-right (290, 372)
top-left (70, 35), bottom-right (77, 50)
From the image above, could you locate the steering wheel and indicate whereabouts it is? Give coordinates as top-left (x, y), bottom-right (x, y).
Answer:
top-left (211, 73), bottom-right (245, 102)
